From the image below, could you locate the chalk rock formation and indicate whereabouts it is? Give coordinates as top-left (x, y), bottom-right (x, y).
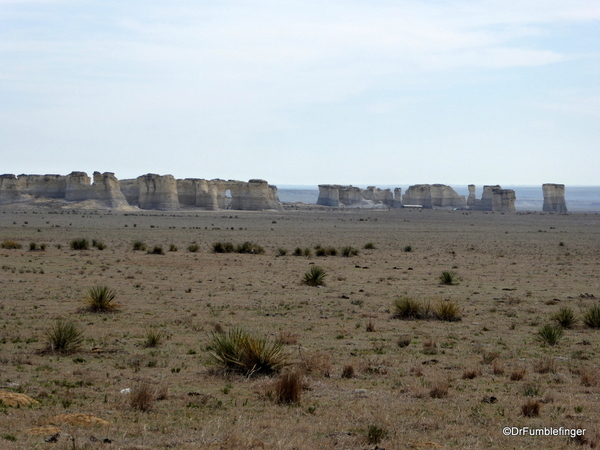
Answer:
top-left (0, 175), bottom-right (24, 203)
top-left (467, 185), bottom-right (476, 208)
top-left (317, 185), bottom-right (389, 208)
top-left (118, 179), bottom-right (140, 207)
top-left (137, 174), bottom-right (179, 210)
top-left (402, 184), bottom-right (465, 208)
top-left (230, 179), bottom-right (282, 211)
top-left (317, 185), bottom-right (342, 207)
top-left (491, 188), bottom-right (516, 212)
top-left (468, 185), bottom-right (516, 212)
top-left (65, 172), bottom-right (130, 208)
top-left (402, 185), bottom-right (432, 208)
top-left (362, 186), bottom-right (394, 207)
top-left (0, 174), bottom-right (67, 203)
top-left (542, 184), bottom-right (567, 213)
top-left (393, 188), bottom-right (403, 208)
top-left (430, 184), bottom-right (467, 208)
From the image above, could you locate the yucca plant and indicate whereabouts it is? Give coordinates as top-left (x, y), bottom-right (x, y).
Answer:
top-left (364, 242), bottom-right (376, 250)
top-left (302, 266), bottom-right (327, 286)
top-left (393, 297), bottom-right (424, 320)
top-left (84, 286), bottom-right (119, 312)
top-left (148, 246), bottom-right (164, 255)
top-left (552, 306), bottom-right (578, 329)
top-left (187, 243), bottom-right (199, 252)
top-left (583, 305), bottom-right (600, 328)
top-left (434, 300), bottom-right (461, 322)
top-left (208, 328), bottom-right (287, 376)
top-left (45, 320), bottom-right (84, 353)
top-left (341, 246), bottom-right (359, 257)
top-left (439, 270), bottom-right (458, 285)
top-left (403, 245), bottom-right (412, 252)
top-left (535, 323), bottom-right (563, 346)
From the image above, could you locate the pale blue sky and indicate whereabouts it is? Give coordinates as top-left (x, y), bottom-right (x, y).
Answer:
top-left (1, 0), bottom-right (599, 186)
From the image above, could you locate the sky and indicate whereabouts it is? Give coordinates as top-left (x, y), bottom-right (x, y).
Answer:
top-left (1, 0), bottom-right (599, 186)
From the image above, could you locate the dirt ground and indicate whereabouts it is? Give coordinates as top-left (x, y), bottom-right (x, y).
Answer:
top-left (0, 205), bottom-right (599, 449)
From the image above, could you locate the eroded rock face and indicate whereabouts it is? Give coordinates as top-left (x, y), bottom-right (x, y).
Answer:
top-left (137, 174), bottom-right (180, 210)
top-left (0, 174), bottom-right (24, 203)
top-left (468, 185), bottom-right (516, 211)
top-left (393, 188), bottom-right (403, 208)
top-left (0, 172), bottom-right (282, 211)
top-left (491, 188), bottom-right (516, 212)
top-left (363, 186), bottom-right (394, 207)
top-left (467, 185), bottom-right (476, 208)
top-left (543, 184), bottom-right (567, 213)
top-left (317, 185), bottom-right (341, 207)
top-left (403, 185), bottom-right (432, 208)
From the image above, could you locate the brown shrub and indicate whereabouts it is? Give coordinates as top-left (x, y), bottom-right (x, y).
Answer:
top-left (492, 359), bottom-right (505, 375)
top-left (274, 372), bottom-right (302, 404)
top-left (299, 351), bottom-right (331, 378)
top-left (129, 381), bottom-right (155, 411)
top-left (534, 357), bottom-right (556, 374)
top-left (341, 365), bottom-right (354, 379)
top-left (580, 368), bottom-right (599, 387)
top-left (429, 381), bottom-right (449, 398)
top-left (521, 399), bottom-right (541, 417)
top-left (462, 367), bottom-right (482, 379)
top-left (276, 331), bottom-right (298, 345)
top-left (510, 367), bottom-right (526, 381)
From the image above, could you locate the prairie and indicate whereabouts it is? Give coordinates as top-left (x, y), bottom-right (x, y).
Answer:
top-left (0, 206), bottom-right (599, 449)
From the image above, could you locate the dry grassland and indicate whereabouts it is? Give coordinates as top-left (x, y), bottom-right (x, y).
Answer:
top-left (0, 206), bottom-right (599, 449)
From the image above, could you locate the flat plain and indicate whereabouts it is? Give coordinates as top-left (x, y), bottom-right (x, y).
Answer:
top-left (1, 206), bottom-right (599, 449)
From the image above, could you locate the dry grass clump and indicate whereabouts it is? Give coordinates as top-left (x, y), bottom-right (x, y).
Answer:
top-left (429, 381), bottom-right (449, 398)
top-left (70, 238), bottom-right (89, 250)
top-left (462, 367), bottom-right (482, 379)
top-left (273, 371), bottom-right (302, 404)
top-left (234, 241), bottom-right (265, 254)
top-left (132, 240), bottom-right (147, 251)
top-left (84, 285), bottom-right (120, 312)
top-left (580, 368), bottom-right (599, 387)
top-left (365, 320), bottom-right (375, 332)
top-left (491, 359), bottom-right (505, 375)
top-left (434, 300), bottom-right (461, 321)
top-left (144, 328), bottom-right (166, 348)
top-left (44, 320), bottom-right (84, 354)
top-left (276, 331), bottom-right (298, 345)
top-left (397, 335), bottom-right (412, 348)
top-left (341, 246), bottom-right (359, 257)
top-left (212, 241), bottom-right (234, 253)
top-left (315, 245), bottom-right (337, 256)
top-left (521, 398), bottom-right (541, 417)
top-left (302, 266), bottom-right (327, 286)
top-left (393, 296), bottom-right (426, 319)
top-left (298, 351), bottom-right (331, 378)
top-left (366, 425), bottom-right (388, 445)
top-left (534, 356), bottom-right (557, 374)
top-left (129, 381), bottom-right (155, 412)
top-left (510, 367), bottom-right (527, 381)
top-left (1, 239), bottom-right (22, 249)
top-left (208, 328), bottom-right (287, 376)
top-left (341, 364), bottom-right (354, 379)
top-left (148, 245), bottom-right (164, 255)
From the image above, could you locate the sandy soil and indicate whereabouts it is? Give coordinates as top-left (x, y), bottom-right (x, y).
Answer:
top-left (0, 206), bottom-right (599, 449)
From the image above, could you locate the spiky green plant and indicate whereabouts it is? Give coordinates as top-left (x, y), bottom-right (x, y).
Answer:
top-left (583, 305), bottom-right (600, 328)
top-left (45, 320), bottom-right (84, 353)
top-left (439, 270), bottom-right (458, 285)
top-left (403, 245), bottom-right (412, 252)
top-left (341, 246), bottom-right (359, 257)
top-left (144, 328), bottom-right (166, 348)
top-left (85, 286), bottom-right (119, 312)
top-left (168, 243), bottom-right (178, 252)
top-left (208, 328), bottom-right (287, 376)
top-left (148, 245), bottom-right (164, 255)
top-left (277, 248), bottom-right (288, 256)
top-left (293, 247), bottom-right (303, 256)
top-left (364, 242), bottom-right (376, 250)
top-left (302, 266), bottom-right (327, 286)
top-left (535, 323), bottom-right (563, 346)
top-left (552, 306), bottom-right (578, 329)
top-left (187, 243), bottom-right (199, 252)
top-left (435, 300), bottom-right (461, 322)
top-left (393, 297), bottom-right (424, 320)
top-left (70, 238), bottom-right (89, 250)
